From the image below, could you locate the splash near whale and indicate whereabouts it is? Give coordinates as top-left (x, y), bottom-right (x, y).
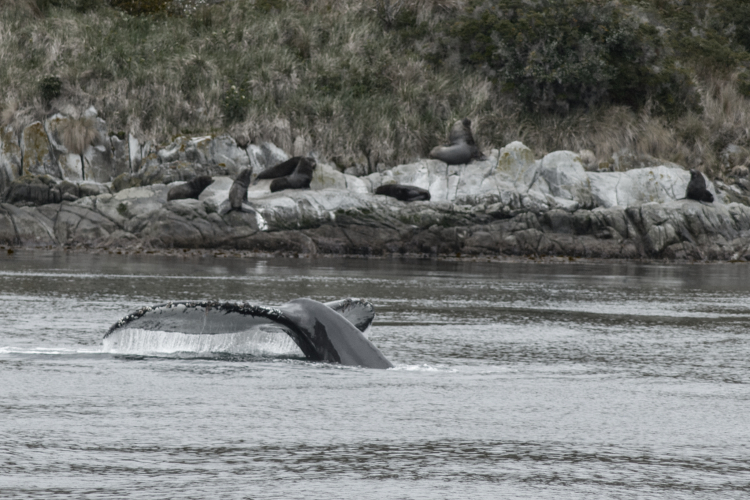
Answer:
top-left (104, 298), bottom-right (393, 369)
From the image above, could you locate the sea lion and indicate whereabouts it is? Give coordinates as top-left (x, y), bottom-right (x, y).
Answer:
top-left (429, 118), bottom-right (484, 165)
top-left (686, 169), bottom-right (714, 203)
top-left (167, 175), bottom-right (214, 201)
top-left (228, 167), bottom-right (253, 211)
top-left (375, 184), bottom-right (431, 202)
top-left (253, 156), bottom-right (305, 183)
top-left (269, 157), bottom-right (317, 192)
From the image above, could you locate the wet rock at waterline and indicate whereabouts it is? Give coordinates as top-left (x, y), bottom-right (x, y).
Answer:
top-left (2, 179), bottom-right (750, 261)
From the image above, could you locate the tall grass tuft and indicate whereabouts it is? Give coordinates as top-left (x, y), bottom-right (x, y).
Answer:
top-left (59, 116), bottom-right (98, 155)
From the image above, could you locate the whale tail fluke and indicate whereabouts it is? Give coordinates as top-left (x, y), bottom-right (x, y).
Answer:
top-left (104, 298), bottom-right (391, 369)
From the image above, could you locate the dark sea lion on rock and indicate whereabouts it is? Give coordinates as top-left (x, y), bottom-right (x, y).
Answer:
top-left (229, 168), bottom-right (253, 211)
top-left (269, 157), bottom-right (317, 193)
top-left (686, 169), bottom-right (714, 203)
top-left (167, 175), bottom-right (214, 201)
top-left (429, 118), bottom-right (484, 165)
top-left (254, 156), bottom-right (305, 183)
top-left (375, 184), bottom-right (431, 202)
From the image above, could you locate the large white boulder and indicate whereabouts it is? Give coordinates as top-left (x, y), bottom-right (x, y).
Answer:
top-left (588, 166), bottom-right (718, 208)
top-left (536, 151), bottom-right (592, 206)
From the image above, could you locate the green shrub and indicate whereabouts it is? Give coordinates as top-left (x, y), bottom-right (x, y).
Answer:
top-left (221, 80), bottom-right (251, 124)
top-left (738, 71), bottom-right (750, 98)
top-left (109, 0), bottom-right (171, 15)
top-left (447, 0), bottom-right (701, 116)
top-left (254, 0), bottom-right (285, 13)
top-left (39, 75), bottom-right (62, 103)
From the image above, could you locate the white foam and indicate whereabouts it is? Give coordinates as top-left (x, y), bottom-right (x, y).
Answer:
top-left (102, 327), bottom-right (302, 356)
top-left (0, 346), bottom-right (101, 355)
top-left (390, 364), bottom-right (457, 373)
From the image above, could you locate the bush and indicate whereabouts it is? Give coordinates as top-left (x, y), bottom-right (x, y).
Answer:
top-left (39, 75), bottom-right (62, 103)
top-left (448, 0), bottom-right (701, 117)
top-left (221, 80), bottom-right (251, 124)
top-left (109, 0), bottom-right (171, 15)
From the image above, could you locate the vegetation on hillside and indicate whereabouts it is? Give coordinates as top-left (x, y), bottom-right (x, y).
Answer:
top-left (2, 0), bottom-right (750, 177)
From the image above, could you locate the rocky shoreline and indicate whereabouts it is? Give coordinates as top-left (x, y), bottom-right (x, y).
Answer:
top-left (3, 111), bottom-right (750, 262)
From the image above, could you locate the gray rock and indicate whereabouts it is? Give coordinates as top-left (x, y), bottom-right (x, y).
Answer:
top-left (129, 133), bottom-right (143, 171)
top-left (54, 201), bottom-right (118, 246)
top-left (537, 151), bottom-right (594, 208)
top-left (3, 175), bottom-right (61, 206)
top-left (258, 142), bottom-right (290, 170)
top-left (110, 134), bottom-right (130, 178)
top-left (111, 160), bottom-right (229, 192)
top-left (82, 116), bottom-right (113, 182)
top-left (0, 203), bottom-right (57, 246)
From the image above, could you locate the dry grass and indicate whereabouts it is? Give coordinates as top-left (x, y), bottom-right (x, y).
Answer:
top-left (1, 0), bottom-right (750, 176)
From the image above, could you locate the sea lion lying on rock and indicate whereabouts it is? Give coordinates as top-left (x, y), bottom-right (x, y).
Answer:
top-left (686, 169), bottom-right (714, 203)
top-left (429, 118), bottom-right (484, 165)
top-left (375, 184), bottom-right (431, 202)
top-left (269, 157), bottom-right (317, 193)
top-left (167, 175), bottom-right (214, 201)
top-left (254, 156), bottom-right (307, 183)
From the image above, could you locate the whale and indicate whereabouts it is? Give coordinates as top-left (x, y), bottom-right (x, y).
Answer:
top-left (104, 298), bottom-right (393, 369)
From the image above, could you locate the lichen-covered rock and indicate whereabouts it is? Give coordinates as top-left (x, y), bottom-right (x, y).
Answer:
top-left (494, 141), bottom-right (538, 188)
top-left (22, 122), bottom-right (60, 178)
top-left (0, 126), bottom-right (22, 195)
top-left (44, 114), bottom-right (84, 181)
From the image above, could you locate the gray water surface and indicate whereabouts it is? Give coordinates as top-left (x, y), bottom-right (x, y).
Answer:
top-left (1, 252), bottom-right (749, 499)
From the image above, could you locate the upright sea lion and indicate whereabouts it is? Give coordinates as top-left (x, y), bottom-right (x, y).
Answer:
top-left (167, 175), bottom-right (213, 201)
top-left (448, 117), bottom-right (477, 146)
top-left (686, 169), bottom-right (714, 203)
top-left (228, 167), bottom-right (253, 211)
top-left (253, 156), bottom-right (304, 184)
top-left (429, 118), bottom-right (484, 165)
top-left (375, 184), bottom-right (431, 202)
top-left (269, 157), bottom-right (317, 192)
